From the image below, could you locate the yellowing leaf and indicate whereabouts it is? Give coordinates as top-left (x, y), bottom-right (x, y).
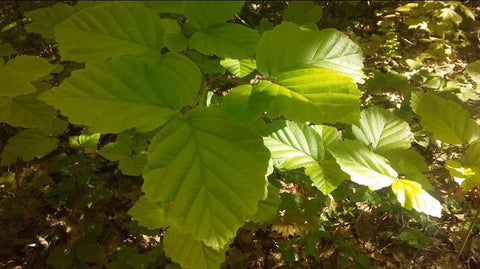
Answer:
top-left (391, 179), bottom-right (442, 217)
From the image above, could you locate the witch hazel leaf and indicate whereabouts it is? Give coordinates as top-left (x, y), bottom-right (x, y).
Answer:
top-left (143, 107), bottom-right (270, 249)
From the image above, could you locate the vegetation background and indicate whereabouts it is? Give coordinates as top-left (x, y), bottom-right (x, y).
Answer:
top-left (1, 1), bottom-right (480, 268)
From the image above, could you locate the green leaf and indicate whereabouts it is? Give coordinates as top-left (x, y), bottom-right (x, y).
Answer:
top-left (399, 228), bottom-right (427, 248)
top-left (410, 91), bottom-right (480, 144)
top-left (24, 3), bottom-right (76, 39)
top-left (0, 95), bottom-right (57, 129)
top-left (40, 53), bottom-right (201, 133)
top-left (189, 23), bottom-right (260, 59)
top-left (1, 129), bottom-right (57, 166)
top-left (143, 107), bottom-right (270, 249)
top-left (55, 2), bottom-right (166, 61)
top-left (466, 60), bottom-right (480, 85)
top-left (222, 84), bottom-right (259, 125)
top-left (352, 106), bottom-right (414, 154)
top-left (99, 132), bottom-right (149, 176)
top-left (0, 56), bottom-right (55, 97)
top-left (283, 1), bottom-right (323, 28)
top-left (391, 179), bottom-right (442, 217)
top-left (382, 149), bottom-right (434, 191)
top-left (365, 71), bottom-right (412, 95)
top-left (220, 58), bottom-right (256, 78)
top-left (184, 1), bottom-right (244, 29)
top-left (252, 68), bottom-right (360, 124)
top-left (248, 184), bottom-right (280, 223)
top-left (69, 133), bottom-right (100, 153)
top-left (163, 227), bottom-right (227, 269)
top-left (128, 196), bottom-right (167, 229)
top-left (328, 140), bottom-right (397, 190)
top-left (256, 22), bottom-right (364, 81)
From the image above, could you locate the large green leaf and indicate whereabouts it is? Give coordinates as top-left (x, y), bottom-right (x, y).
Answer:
top-left (128, 196), bottom-right (167, 229)
top-left (256, 68), bottom-right (361, 124)
top-left (262, 120), bottom-right (345, 194)
top-left (163, 227), bottom-right (227, 269)
top-left (0, 56), bottom-right (55, 97)
top-left (40, 53), bottom-right (201, 133)
top-left (391, 179), bottom-right (442, 217)
top-left (410, 91), bottom-right (480, 144)
top-left (24, 3), bottom-right (76, 39)
top-left (143, 108), bottom-right (270, 249)
top-left (55, 2), bottom-right (167, 61)
top-left (256, 22), bottom-right (364, 81)
top-left (352, 106), bottom-right (414, 154)
top-left (220, 58), bottom-right (256, 78)
top-left (184, 1), bottom-right (244, 29)
top-left (189, 23), bottom-right (260, 59)
top-left (1, 129), bottom-right (57, 166)
top-left (141, 1), bottom-right (185, 14)
top-left (328, 140), bottom-right (397, 190)
top-left (0, 95), bottom-right (57, 129)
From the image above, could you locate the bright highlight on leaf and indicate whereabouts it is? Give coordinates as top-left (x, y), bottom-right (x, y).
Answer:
top-left (143, 108), bottom-right (270, 249)
top-left (256, 22), bottom-right (364, 81)
top-left (40, 53), bottom-right (202, 133)
top-left (328, 139), bottom-right (397, 190)
top-left (352, 106), bottom-right (414, 154)
top-left (411, 91), bottom-right (480, 144)
top-left (391, 179), bottom-right (442, 217)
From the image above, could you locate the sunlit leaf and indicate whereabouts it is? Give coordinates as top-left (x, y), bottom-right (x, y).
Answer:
top-left (352, 106), bottom-right (414, 154)
top-left (69, 133), bottom-right (100, 153)
top-left (143, 108), bottom-right (270, 249)
top-left (40, 53), bottom-right (201, 133)
top-left (256, 22), bottom-right (364, 81)
top-left (55, 2), bottom-right (167, 61)
top-left (391, 179), bottom-right (442, 217)
top-left (328, 139), bottom-right (397, 190)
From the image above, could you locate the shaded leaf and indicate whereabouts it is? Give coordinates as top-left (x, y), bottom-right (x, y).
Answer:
top-left (1, 129), bottom-right (57, 166)
top-left (128, 196), bottom-right (167, 229)
top-left (0, 56), bottom-right (55, 97)
top-left (0, 95), bottom-right (57, 129)
top-left (410, 91), bottom-right (480, 144)
top-left (24, 3), bottom-right (76, 39)
top-left (184, 1), bottom-right (244, 29)
top-left (189, 23), bottom-right (259, 59)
